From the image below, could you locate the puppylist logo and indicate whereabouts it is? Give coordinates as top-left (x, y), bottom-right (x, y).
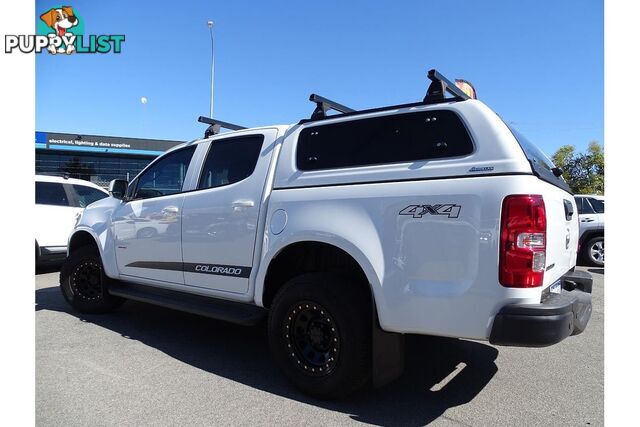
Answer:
top-left (4, 5), bottom-right (124, 54)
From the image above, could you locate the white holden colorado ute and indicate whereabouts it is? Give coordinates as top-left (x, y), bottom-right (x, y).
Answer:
top-left (61, 70), bottom-right (592, 398)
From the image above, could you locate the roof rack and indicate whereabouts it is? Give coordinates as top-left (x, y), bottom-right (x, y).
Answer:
top-left (195, 69), bottom-right (472, 132)
top-left (308, 94), bottom-right (355, 120)
top-left (197, 116), bottom-right (247, 138)
top-left (302, 69), bottom-right (471, 124)
top-left (424, 69), bottom-right (471, 102)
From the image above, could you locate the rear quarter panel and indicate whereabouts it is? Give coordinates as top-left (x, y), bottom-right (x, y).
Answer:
top-left (260, 175), bottom-right (564, 340)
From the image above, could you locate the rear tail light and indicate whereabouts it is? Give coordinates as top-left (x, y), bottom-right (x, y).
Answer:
top-left (499, 195), bottom-right (546, 288)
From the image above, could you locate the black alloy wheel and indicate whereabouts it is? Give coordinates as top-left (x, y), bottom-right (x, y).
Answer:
top-left (285, 301), bottom-right (340, 376)
top-left (70, 259), bottom-right (104, 303)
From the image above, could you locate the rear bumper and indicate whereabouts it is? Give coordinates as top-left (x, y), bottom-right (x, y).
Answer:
top-left (489, 270), bottom-right (593, 347)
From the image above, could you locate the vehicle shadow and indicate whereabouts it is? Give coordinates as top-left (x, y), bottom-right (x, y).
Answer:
top-left (36, 285), bottom-right (498, 426)
top-left (587, 268), bottom-right (604, 275)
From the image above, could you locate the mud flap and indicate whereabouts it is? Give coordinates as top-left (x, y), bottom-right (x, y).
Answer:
top-left (372, 306), bottom-right (405, 388)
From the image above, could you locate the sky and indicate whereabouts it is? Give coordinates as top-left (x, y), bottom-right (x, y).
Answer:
top-left (35, 0), bottom-right (603, 156)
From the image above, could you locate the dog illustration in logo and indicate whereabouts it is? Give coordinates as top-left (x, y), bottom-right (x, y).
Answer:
top-left (40, 6), bottom-right (78, 54)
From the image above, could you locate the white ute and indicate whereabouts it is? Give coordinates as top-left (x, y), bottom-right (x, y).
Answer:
top-left (61, 69), bottom-right (592, 398)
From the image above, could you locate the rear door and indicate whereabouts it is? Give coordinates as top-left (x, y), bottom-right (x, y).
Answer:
top-left (586, 197), bottom-right (605, 228)
top-left (577, 197), bottom-right (599, 227)
top-left (541, 185), bottom-right (579, 285)
top-left (113, 146), bottom-right (196, 284)
top-left (181, 130), bottom-right (278, 294)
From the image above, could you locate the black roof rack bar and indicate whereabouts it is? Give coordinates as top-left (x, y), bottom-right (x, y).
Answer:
top-left (424, 69), bottom-right (470, 103)
top-left (197, 116), bottom-right (247, 138)
top-left (309, 93), bottom-right (356, 120)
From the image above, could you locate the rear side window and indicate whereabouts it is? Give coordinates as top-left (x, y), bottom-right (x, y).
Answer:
top-left (576, 197), bottom-right (594, 214)
top-left (71, 185), bottom-right (108, 208)
top-left (296, 110), bottom-right (474, 171)
top-left (588, 197), bottom-right (604, 213)
top-left (198, 135), bottom-right (264, 189)
top-left (35, 182), bottom-right (70, 207)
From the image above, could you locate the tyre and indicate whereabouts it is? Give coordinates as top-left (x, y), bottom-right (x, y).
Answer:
top-left (60, 246), bottom-right (125, 313)
top-left (268, 272), bottom-right (371, 399)
top-left (582, 236), bottom-right (604, 267)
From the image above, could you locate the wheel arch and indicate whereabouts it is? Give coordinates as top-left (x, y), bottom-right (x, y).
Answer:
top-left (257, 238), bottom-right (383, 316)
top-left (67, 228), bottom-right (120, 279)
top-left (68, 230), bottom-right (99, 255)
top-left (579, 229), bottom-right (604, 247)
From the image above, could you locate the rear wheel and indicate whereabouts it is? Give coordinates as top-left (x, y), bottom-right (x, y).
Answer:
top-left (60, 246), bottom-right (125, 313)
top-left (583, 236), bottom-right (604, 267)
top-left (268, 273), bottom-right (372, 399)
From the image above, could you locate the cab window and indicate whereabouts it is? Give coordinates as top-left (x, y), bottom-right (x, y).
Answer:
top-left (133, 146), bottom-right (196, 199)
top-left (198, 135), bottom-right (264, 189)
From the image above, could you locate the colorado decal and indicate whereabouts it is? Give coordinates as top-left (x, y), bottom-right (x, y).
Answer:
top-left (126, 261), bottom-right (251, 278)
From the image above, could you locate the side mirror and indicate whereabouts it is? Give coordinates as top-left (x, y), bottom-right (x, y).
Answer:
top-left (108, 179), bottom-right (129, 200)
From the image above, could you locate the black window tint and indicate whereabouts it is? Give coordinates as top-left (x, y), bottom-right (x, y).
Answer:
top-left (588, 198), bottom-right (604, 213)
top-left (35, 182), bottom-right (69, 206)
top-left (296, 110), bottom-right (473, 171)
top-left (134, 147), bottom-right (195, 199)
top-left (198, 135), bottom-right (264, 189)
top-left (508, 126), bottom-right (572, 193)
top-left (71, 185), bottom-right (108, 208)
top-left (576, 197), bottom-right (594, 214)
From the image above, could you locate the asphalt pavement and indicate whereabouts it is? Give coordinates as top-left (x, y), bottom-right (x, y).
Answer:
top-left (36, 266), bottom-right (604, 426)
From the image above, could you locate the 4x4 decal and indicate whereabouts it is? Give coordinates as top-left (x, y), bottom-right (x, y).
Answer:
top-left (399, 204), bottom-right (461, 219)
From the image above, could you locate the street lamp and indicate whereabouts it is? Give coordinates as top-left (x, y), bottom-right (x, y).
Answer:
top-left (207, 20), bottom-right (214, 119)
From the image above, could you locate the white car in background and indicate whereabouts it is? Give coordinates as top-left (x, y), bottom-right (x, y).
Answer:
top-left (575, 194), bottom-right (605, 267)
top-left (35, 175), bottom-right (109, 264)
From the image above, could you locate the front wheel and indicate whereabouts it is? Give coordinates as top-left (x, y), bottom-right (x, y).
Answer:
top-left (268, 273), bottom-right (372, 399)
top-left (60, 246), bottom-right (125, 313)
top-left (583, 236), bottom-right (604, 267)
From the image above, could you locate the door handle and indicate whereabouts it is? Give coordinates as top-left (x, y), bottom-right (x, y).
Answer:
top-left (162, 206), bottom-right (179, 214)
top-left (581, 218), bottom-right (594, 222)
top-left (232, 200), bottom-right (255, 208)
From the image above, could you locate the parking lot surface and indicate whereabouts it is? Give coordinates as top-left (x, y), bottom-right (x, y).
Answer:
top-left (36, 266), bottom-right (603, 426)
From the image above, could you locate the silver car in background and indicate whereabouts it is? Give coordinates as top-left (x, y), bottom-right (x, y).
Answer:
top-left (575, 195), bottom-right (604, 267)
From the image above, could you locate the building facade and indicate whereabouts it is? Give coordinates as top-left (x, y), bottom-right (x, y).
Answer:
top-left (35, 131), bottom-right (183, 188)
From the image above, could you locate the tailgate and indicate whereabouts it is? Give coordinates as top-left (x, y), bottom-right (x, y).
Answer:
top-left (542, 184), bottom-right (579, 287)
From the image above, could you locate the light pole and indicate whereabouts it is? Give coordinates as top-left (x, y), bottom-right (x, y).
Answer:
top-left (207, 20), bottom-right (214, 119)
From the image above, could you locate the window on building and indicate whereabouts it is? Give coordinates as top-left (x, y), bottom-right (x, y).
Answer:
top-left (198, 135), bottom-right (264, 189)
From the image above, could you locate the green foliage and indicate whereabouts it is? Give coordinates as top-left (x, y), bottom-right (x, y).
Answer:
top-left (551, 141), bottom-right (604, 195)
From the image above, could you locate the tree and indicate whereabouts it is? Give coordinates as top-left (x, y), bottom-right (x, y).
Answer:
top-left (551, 141), bottom-right (604, 195)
